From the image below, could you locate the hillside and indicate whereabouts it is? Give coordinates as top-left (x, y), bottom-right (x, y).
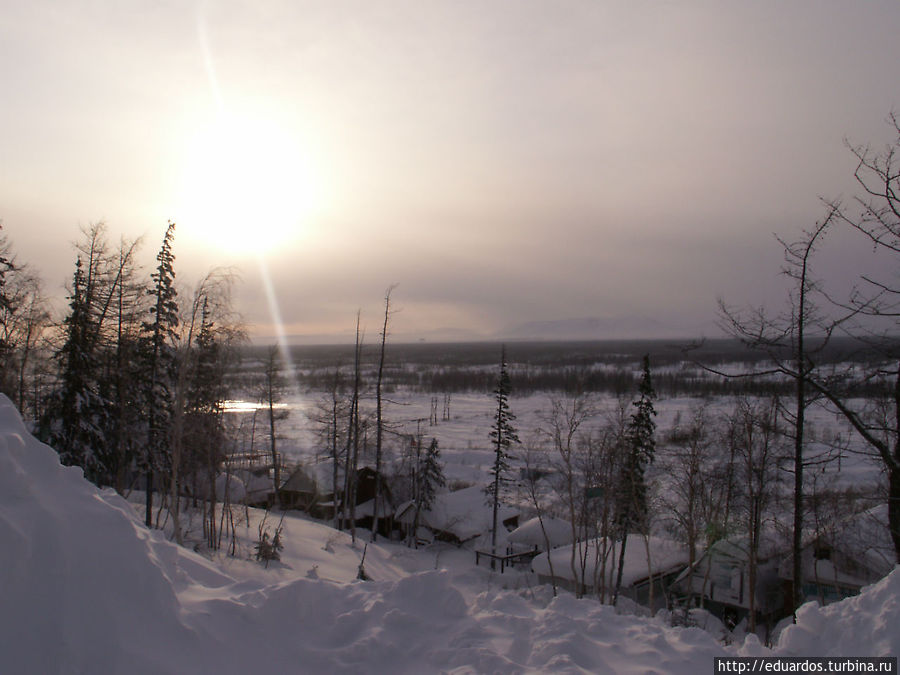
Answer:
top-left (0, 395), bottom-right (896, 673)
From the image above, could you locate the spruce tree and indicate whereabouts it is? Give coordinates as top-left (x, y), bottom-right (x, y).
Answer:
top-left (488, 345), bottom-right (519, 561)
top-left (420, 437), bottom-right (445, 512)
top-left (141, 222), bottom-right (178, 527)
top-left (411, 437), bottom-right (445, 548)
top-left (614, 353), bottom-right (657, 602)
top-left (48, 257), bottom-right (109, 482)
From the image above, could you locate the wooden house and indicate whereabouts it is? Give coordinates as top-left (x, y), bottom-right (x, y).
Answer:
top-left (531, 535), bottom-right (688, 611)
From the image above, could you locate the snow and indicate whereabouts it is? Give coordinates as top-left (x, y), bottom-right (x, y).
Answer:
top-left (532, 535), bottom-right (688, 588)
top-left (774, 567), bottom-right (900, 657)
top-left (0, 395), bottom-right (897, 674)
top-left (507, 515), bottom-right (574, 549)
top-left (396, 484), bottom-right (519, 544)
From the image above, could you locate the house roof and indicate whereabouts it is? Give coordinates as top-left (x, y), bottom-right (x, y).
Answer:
top-left (531, 535), bottom-right (688, 588)
top-left (781, 504), bottom-right (895, 585)
top-left (280, 466), bottom-right (318, 493)
top-left (396, 485), bottom-right (519, 542)
top-left (507, 516), bottom-right (574, 549)
top-left (354, 495), bottom-right (395, 518)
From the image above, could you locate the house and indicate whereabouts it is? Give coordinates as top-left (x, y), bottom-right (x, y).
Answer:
top-left (395, 485), bottom-right (520, 546)
top-left (531, 535), bottom-right (689, 612)
top-left (671, 508), bottom-right (893, 629)
top-left (276, 460), bottom-right (395, 534)
top-left (781, 504), bottom-right (894, 606)
top-left (507, 516), bottom-right (575, 552)
top-left (278, 465), bottom-right (319, 511)
top-left (670, 537), bottom-right (783, 628)
top-left (352, 493), bottom-right (396, 538)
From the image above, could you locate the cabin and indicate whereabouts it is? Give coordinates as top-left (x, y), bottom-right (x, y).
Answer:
top-left (275, 461), bottom-right (395, 534)
top-left (507, 516), bottom-right (575, 552)
top-left (781, 504), bottom-right (893, 607)
top-left (277, 465), bottom-right (319, 511)
top-left (671, 507), bottom-right (893, 630)
top-left (531, 535), bottom-right (689, 611)
top-left (670, 537), bottom-right (783, 628)
top-left (395, 485), bottom-right (520, 546)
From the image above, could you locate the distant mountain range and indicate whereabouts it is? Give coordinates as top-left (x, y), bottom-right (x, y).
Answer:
top-left (495, 316), bottom-right (711, 341)
top-left (270, 316), bottom-right (716, 345)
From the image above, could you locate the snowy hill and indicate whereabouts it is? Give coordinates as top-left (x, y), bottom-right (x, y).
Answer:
top-left (0, 395), bottom-right (896, 674)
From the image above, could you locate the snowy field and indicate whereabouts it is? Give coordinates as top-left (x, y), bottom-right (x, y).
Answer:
top-left (1, 395), bottom-right (897, 674)
top-left (250, 389), bottom-right (883, 492)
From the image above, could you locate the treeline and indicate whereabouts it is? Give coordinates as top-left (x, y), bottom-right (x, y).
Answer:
top-left (279, 336), bottom-right (898, 398)
top-left (295, 361), bottom-right (893, 398)
top-left (0, 221), bottom-right (246, 544)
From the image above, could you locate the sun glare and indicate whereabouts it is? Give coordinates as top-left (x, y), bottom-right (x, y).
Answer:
top-left (176, 113), bottom-right (319, 256)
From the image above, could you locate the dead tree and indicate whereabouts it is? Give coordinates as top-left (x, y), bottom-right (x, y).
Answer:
top-left (715, 213), bottom-right (844, 615)
top-left (812, 112), bottom-right (900, 564)
top-left (372, 284), bottom-right (396, 542)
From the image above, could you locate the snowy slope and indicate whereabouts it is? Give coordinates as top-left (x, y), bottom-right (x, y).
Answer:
top-left (0, 395), bottom-right (896, 674)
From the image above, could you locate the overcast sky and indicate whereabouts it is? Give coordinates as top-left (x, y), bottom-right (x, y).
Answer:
top-left (3, 1), bottom-right (900, 343)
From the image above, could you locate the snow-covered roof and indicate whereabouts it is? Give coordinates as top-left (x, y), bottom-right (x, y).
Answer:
top-left (354, 495), bottom-right (394, 518)
top-left (290, 458), bottom-right (337, 492)
top-left (531, 535), bottom-right (688, 588)
top-left (776, 504), bottom-right (895, 586)
top-left (280, 465), bottom-right (318, 493)
top-left (507, 516), bottom-right (574, 549)
top-left (396, 485), bottom-right (518, 542)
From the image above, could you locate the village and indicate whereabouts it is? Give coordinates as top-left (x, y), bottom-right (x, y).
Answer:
top-left (204, 386), bottom-right (894, 647)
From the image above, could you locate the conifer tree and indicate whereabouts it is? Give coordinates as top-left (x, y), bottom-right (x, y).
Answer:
top-left (142, 221), bottom-right (178, 526)
top-left (420, 437), bottom-right (445, 512)
top-left (410, 436), bottom-right (446, 547)
top-left (43, 225), bottom-right (141, 488)
top-left (488, 345), bottom-right (519, 562)
top-left (614, 354), bottom-right (657, 602)
top-left (49, 257), bottom-right (109, 481)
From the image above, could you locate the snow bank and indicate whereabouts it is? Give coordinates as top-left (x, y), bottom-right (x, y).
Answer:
top-left (0, 396), bottom-right (215, 674)
top-left (772, 565), bottom-right (900, 658)
top-left (0, 394), bottom-right (896, 674)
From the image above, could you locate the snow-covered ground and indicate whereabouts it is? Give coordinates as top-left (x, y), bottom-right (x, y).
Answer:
top-left (258, 389), bottom-right (883, 493)
top-left (1, 395), bottom-right (897, 674)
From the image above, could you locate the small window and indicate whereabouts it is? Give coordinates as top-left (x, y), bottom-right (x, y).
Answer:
top-left (814, 546), bottom-right (831, 561)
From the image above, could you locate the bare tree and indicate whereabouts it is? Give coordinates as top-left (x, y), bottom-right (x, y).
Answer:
top-left (810, 113), bottom-right (900, 564)
top-left (343, 313), bottom-right (363, 543)
top-left (312, 366), bottom-right (347, 530)
top-left (728, 397), bottom-right (787, 634)
top-left (716, 213), bottom-right (844, 614)
top-left (260, 345), bottom-right (289, 507)
top-left (519, 436), bottom-right (559, 596)
top-left (372, 284), bottom-right (396, 541)
top-left (170, 268), bottom-right (244, 545)
top-left (659, 405), bottom-right (722, 589)
top-left (0, 250), bottom-right (51, 418)
top-left (541, 389), bottom-right (598, 597)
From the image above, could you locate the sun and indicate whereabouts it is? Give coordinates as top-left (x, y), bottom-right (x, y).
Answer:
top-left (176, 112), bottom-right (319, 256)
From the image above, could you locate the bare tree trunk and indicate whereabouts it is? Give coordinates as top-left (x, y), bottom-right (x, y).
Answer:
top-left (372, 285), bottom-right (395, 542)
top-left (613, 532), bottom-right (628, 606)
top-left (347, 314), bottom-right (363, 544)
top-left (331, 383), bottom-right (341, 530)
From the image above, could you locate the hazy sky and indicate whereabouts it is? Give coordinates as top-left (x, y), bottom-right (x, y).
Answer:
top-left (3, 1), bottom-right (900, 343)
